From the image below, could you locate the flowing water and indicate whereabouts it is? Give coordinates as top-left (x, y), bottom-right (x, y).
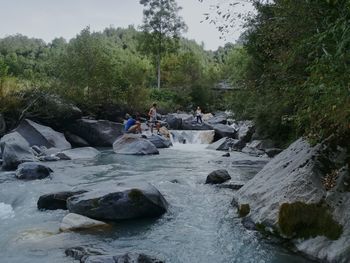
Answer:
top-left (0, 133), bottom-right (313, 263)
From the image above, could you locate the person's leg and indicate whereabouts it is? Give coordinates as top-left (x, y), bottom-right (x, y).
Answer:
top-left (127, 125), bottom-right (138, 134)
top-left (199, 116), bottom-right (202, 123)
top-left (156, 122), bottom-right (161, 134)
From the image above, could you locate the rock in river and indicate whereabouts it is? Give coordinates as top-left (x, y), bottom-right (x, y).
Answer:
top-left (147, 134), bottom-right (172, 149)
top-left (37, 190), bottom-right (87, 210)
top-left (15, 162), bottom-right (53, 180)
top-left (205, 169), bottom-right (231, 184)
top-left (0, 132), bottom-right (35, 170)
top-left (59, 213), bottom-right (108, 232)
top-left (67, 182), bottom-right (168, 221)
top-left (113, 134), bottom-right (159, 155)
top-left (68, 119), bottom-right (124, 147)
top-left (15, 119), bottom-right (71, 150)
top-left (235, 137), bottom-right (350, 262)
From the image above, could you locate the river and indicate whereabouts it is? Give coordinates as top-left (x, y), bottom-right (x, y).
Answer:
top-left (0, 139), bottom-right (313, 263)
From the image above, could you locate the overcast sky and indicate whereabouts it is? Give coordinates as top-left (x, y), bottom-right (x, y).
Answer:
top-left (0, 0), bottom-right (251, 50)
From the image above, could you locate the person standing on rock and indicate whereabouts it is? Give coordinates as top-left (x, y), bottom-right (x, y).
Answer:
top-left (196, 106), bottom-right (203, 124)
top-left (148, 103), bottom-right (159, 134)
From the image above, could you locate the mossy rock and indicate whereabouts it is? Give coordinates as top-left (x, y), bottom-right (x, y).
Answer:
top-left (238, 204), bottom-right (250, 217)
top-left (128, 189), bottom-right (144, 203)
top-left (278, 201), bottom-right (343, 240)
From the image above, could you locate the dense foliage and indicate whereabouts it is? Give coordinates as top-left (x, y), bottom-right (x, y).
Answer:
top-left (0, 26), bottom-right (224, 123)
top-left (221, 0), bottom-right (350, 147)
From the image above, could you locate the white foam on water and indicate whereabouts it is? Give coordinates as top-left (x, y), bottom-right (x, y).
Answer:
top-left (170, 130), bottom-right (215, 145)
top-left (0, 202), bottom-right (15, 219)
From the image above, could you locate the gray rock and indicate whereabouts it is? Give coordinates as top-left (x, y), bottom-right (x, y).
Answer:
top-left (65, 247), bottom-right (104, 261)
top-left (113, 134), bottom-right (159, 155)
top-left (241, 146), bottom-right (265, 157)
top-left (56, 147), bottom-right (100, 160)
top-left (212, 124), bottom-right (236, 140)
top-left (37, 155), bottom-right (60, 162)
top-left (64, 132), bottom-right (90, 147)
top-left (59, 213), bottom-right (108, 232)
top-left (207, 113), bottom-right (228, 125)
top-left (147, 134), bottom-right (172, 149)
top-left (166, 113), bottom-right (192, 129)
top-left (15, 162), bottom-right (53, 180)
top-left (222, 153), bottom-right (230, 157)
top-left (68, 119), bottom-right (124, 147)
top-left (207, 137), bottom-right (245, 151)
top-left (205, 169), bottom-right (231, 184)
top-left (237, 121), bottom-right (255, 143)
top-left (37, 190), bottom-right (87, 210)
top-left (235, 138), bottom-right (350, 262)
top-left (15, 119), bottom-right (71, 150)
top-left (217, 183), bottom-right (244, 190)
top-left (67, 182), bottom-right (168, 221)
top-left (0, 132), bottom-right (35, 170)
top-left (182, 120), bottom-right (213, 130)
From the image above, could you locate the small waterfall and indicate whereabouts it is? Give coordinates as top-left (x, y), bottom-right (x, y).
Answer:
top-left (170, 130), bottom-right (215, 144)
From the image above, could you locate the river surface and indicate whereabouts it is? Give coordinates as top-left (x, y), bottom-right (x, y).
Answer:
top-left (0, 143), bottom-right (313, 263)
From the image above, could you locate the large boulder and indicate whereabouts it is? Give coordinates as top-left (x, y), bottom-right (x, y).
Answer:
top-left (182, 120), bottom-right (213, 131)
top-left (113, 134), bottom-right (159, 155)
top-left (237, 121), bottom-right (255, 143)
top-left (235, 138), bottom-right (350, 262)
top-left (59, 213), bottom-right (108, 232)
top-left (64, 132), bottom-right (90, 147)
top-left (15, 162), bottom-right (53, 180)
top-left (166, 113), bottom-right (192, 129)
top-left (37, 190), bottom-right (87, 210)
top-left (67, 182), bottom-right (168, 221)
top-left (205, 169), bottom-right (231, 184)
top-left (212, 124), bottom-right (236, 140)
top-left (206, 137), bottom-right (244, 151)
top-left (68, 119), bottom-right (124, 147)
top-left (15, 119), bottom-right (71, 150)
top-left (0, 132), bottom-right (35, 170)
top-left (147, 134), bottom-right (172, 149)
top-left (207, 113), bottom-right (228, 125)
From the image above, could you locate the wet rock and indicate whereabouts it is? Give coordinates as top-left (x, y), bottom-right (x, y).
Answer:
top-left (166, 113), bottom-right (192, 129)
top-left (212, 124), bottom-right (236, 140)
top-left (37, 190), bottom-right (87, 210)
top-left (65, 247), bottom-right (104, 261)
top-left (241, 146), bottom-right (265, 157)
top-left (56, 147), bottom-right (100, 160)
top-left (222, 152), bottom-right (230, 157)
top-left (15, 119), bottom-right (71, 150)
top-left (235, 138), bottom-right (350, 262)
top-left (241, 217), bottom-right (256, 231)
top-left (15, 162), bottom-right (53, 180)
top-left (59, 213), bottom-right (108, 232)
top-left (38, 155), bottom-right (60, 162)
top-left (67, 182), bottom-right (168, 221)
top-left (207, 113), bottom-right (227, 125)
top-left (237, 121), bottom-right (255, 143)
top-left (147, 134), bottom-right (172, 149)
top-left (207, 137), bottom-right (245, 151)
top-left (64, 132), bottom-right (90, 147)
top-left (0, 132), bottom-right (35, 170)
top-left (68, 119), bottom-right (124, 147)
top-left (113, 134), bottom-right (159, 155)
top-left (182, 120), bottom-right (213, 131)
top-left (205, 169), bottom-right (231, 184)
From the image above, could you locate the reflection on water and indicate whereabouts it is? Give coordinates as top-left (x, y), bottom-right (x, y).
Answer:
top-left (0, 143), bottom-right (312, 263)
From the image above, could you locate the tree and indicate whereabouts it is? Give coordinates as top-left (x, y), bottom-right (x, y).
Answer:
top-left (139, 0), bottom-right (187, 89)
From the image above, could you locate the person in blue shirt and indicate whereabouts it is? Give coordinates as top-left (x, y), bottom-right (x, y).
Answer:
top-left (125, 114), bottom-right (141, 134)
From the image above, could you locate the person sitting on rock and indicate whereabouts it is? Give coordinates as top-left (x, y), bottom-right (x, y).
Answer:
top-left (125, 114), bottom-right (141, 134)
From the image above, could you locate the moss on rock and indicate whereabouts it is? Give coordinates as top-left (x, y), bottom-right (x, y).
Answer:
top-left (278, 202), bottom-right (343, 240)
top-left (128, 189), bottom-right (144, 203)
top-left (238, 204), bottom-right (250, 217)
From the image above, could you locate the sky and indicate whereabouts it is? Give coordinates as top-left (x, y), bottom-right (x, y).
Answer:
top-left (0, 0), bottom-right (251, 50)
